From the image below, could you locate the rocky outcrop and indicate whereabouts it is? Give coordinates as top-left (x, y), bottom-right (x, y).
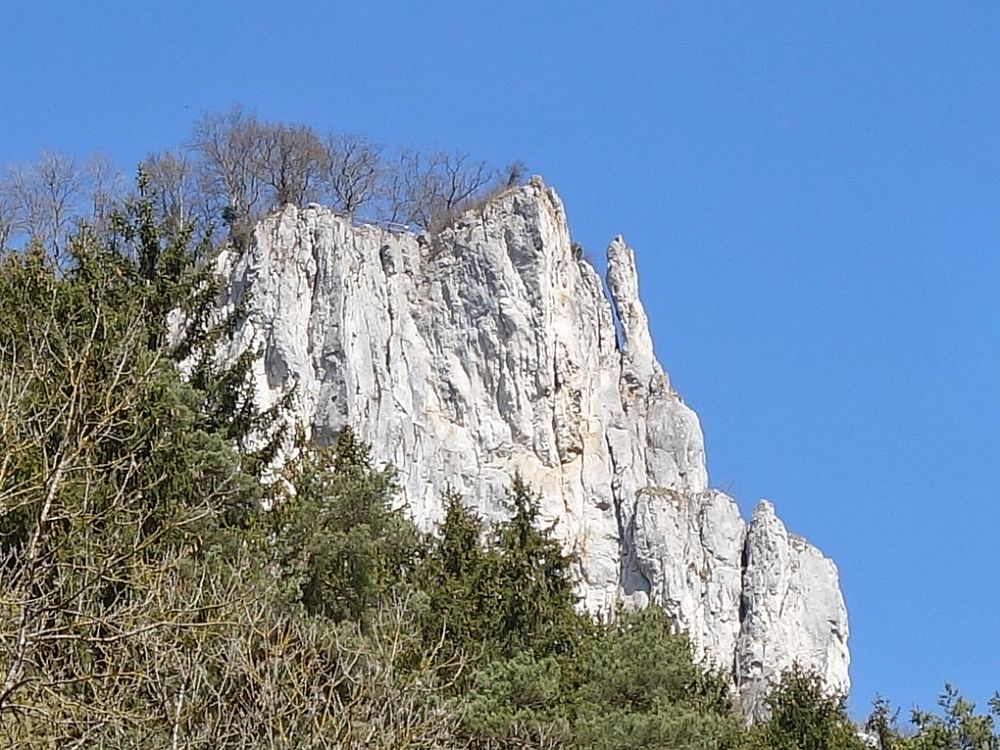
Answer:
top-left (735, 501), bottom-right (851, 719)
top-left (211, 177), bottom-right (850, 708)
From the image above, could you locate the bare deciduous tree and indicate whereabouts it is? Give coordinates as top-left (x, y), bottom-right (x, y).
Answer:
top-left (435, 150), bottom-right (495, 216)
top-left (191, 106), bottom-right (265, 240)
top-left (5, 151), bottom-right (81, 259)
top-left (502, 160), bottom-right (527, 188)
top-left (25, 151), bottom-right (82, 262)
top-left (0, 264), bottom-right (252, 745)
top-left (256, 122), bottom-right (328, 209)
top-left (160, 593), bottom-right (469, 749)
top-left (0, 152), bottom-right (128, 257)
top-left (389, 148), bottom-right (496, 229)
top-left (4, 160), bottom-right (49, 250)
top-left (142, 149), bottom-right (207, 234)
top-left (324, 133), bottom-right (383, 216)
top-left (377, 147), bottom-right (417, 226)
top-left (83, 152), bottom-right (124, 236)
top-left (0, 192), bottom-right (14, 251)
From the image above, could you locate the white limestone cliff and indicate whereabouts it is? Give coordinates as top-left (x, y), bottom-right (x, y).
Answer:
top-left (211, 177), bottom-right (850, 709)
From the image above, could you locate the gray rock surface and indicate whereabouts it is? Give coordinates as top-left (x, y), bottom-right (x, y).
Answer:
top-left (210, 177), bottom-right (850, 708)
top-left (735, 501), bottom-right (852, 719)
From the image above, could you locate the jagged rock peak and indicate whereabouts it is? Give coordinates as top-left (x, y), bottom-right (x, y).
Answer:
top-left (607, 235), bottom-right (663, 392)
top-left (211, 177), bottom-right (850, 712)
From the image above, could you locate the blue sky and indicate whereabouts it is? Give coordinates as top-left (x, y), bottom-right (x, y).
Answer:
top-left (4, 1), bottom-right (998, 718)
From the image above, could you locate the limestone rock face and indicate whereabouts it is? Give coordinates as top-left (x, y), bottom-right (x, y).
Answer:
top-left (735, 501), bottom-right (851, 719)
top-left (212, 179), bottom-right (850, 707)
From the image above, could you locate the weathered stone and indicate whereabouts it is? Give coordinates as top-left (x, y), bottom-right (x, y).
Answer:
top-left (735, 500), bottom-right (851, 719)
top-left (209, 179), bottom-right (850, 710)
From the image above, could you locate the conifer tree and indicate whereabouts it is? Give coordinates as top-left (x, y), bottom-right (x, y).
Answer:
top-left (271, 427), bottom-right (423, 624)
top-left (417, 490), bottom-right (494, 663)
top-left (492, 474), bottom-right (581, 657)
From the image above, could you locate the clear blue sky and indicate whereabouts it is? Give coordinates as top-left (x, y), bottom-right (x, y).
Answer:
top-left (4, 1), bottom-right (998, 718)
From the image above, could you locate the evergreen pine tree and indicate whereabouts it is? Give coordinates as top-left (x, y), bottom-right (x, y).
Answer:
top-left (416, 490), bottom-right (493, 663)
top-left (271, 426), bottom-right (424, 624)
top-left (492, 473), bottom-right (581, 657)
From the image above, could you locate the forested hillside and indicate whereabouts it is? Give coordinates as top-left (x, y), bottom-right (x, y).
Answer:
top-left (1, 116), bottom-right (997, 748)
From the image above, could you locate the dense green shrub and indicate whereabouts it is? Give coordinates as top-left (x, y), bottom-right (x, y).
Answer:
top-left (460, 607), bottom-right (741, 749)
